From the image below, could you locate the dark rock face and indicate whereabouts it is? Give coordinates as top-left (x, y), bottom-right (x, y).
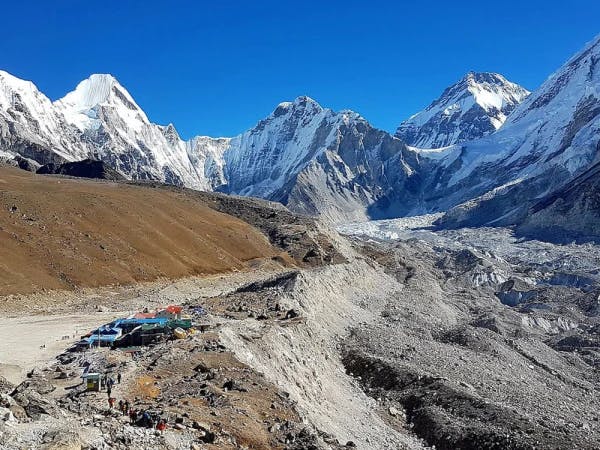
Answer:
top-left (13, 154), bottom-right (41, 172)
top-left (36, 159), bottom-right (126, 181)
top-left (517, 162), bottom-right (600, 243)
top-left (181, 188), bottom-right (347, 267)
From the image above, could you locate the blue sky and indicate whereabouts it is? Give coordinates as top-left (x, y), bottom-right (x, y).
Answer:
top-left (2, 1), bottom-right (599, 138)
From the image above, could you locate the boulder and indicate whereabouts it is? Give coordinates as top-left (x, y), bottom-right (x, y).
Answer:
top-left (0, 376), bottom-right (14, 395)
top-left (0, 394), bottom-right (15, 408)
top-left (0, 407), bottom-right (16, 423)
top-left (9, 403), bottom-right (27, 421)
top-left (388, 406), bottom-right (401, 417)
top-left (12, 389), bottom-right (60, 419)
top-left (13, 373), bottom-right (56, 396)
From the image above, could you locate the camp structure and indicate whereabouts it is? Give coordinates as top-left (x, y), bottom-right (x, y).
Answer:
top-left (167, 317), bottom-right (193, 330)
top-left (82, 372), bottom-right (101, 391)
top-left (85, 324), bottom-right (123, 347)
top-left (117, 317), bottom-right (168, 333)
top-left (156, 305), bottom-right (184, 320)
top-left (112, 322), bottom-right (170, 348)
top-left (69, 304), bottom-right (199, 352)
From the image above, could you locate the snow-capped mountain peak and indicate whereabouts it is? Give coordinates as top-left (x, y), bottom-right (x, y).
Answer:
top-left (55, 74), bottom-right (149, 131)
top-left (0, 70), bottom-right (84, 162)
top-left (58, 74), bottom-right (119, 109)
top-left (270, 95), bottom-right (323, 118)
top-left (0, 70), bottom-right (56, 121)
top-left (0, 70), bottom-right (41, 106)
top-left (434, 34), bottom-right (600, 230)
top-left (396, 71), bottom-right (530, 148)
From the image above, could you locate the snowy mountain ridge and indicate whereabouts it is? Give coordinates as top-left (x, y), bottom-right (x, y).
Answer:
top-left (1, 34), bottom-right (599, 238)
top-left (433, 34), bottom-right (600, 229)
top-left (396, 72), bottom-right (530, 148)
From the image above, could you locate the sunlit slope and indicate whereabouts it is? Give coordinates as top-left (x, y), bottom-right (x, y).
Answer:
top-left (0, 167), bottom-right (288, 295)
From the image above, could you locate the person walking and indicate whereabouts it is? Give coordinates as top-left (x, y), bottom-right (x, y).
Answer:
top-left (117, 372), bottom-right (122, 384)
top-left (129, 408), bottom-right (137, 425)
top-left (123, 400), bottom-right (130, 416)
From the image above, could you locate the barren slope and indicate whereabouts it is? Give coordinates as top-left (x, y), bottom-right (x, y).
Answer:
top-left (0, 167), bottom-right (291, 296)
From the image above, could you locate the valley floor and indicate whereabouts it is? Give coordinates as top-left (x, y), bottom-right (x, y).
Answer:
top-left (2, 213), bottom-right (600, 449)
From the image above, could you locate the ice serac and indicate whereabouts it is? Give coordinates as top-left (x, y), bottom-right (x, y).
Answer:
top-left (434, 35), bottom-right (600, 229)
top-left (218, 96), bottom-right (421, 223)
top-left (396, 72), bottom-right (530, 148)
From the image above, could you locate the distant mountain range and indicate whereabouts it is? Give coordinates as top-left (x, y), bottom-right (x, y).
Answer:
top-left (1, 34), bottom-right (599, 241)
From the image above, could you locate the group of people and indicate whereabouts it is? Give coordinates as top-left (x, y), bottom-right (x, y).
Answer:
top-left (105, 371), bottom-right (125, 411)
top-left (129, 409), bottom-right (168, 432)
top-left (101, 370), bottom-right (167, 432)
top-left (107, 396), bottom-right (129, 411)
top-left (107, 396), bottom-right (168, 431)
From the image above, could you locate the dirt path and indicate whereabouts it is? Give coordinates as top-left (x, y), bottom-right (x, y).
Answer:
top-left (0, 270), bottom-right (283, 386)
top-left (0, 311), bottom-right (122, 384)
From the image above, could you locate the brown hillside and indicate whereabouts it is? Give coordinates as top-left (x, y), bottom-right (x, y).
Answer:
top-left (0, 167), bottom-right (292, 296)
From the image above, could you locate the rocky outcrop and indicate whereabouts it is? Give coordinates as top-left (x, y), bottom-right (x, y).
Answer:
top-left (37, 158), bottom-right (126, 181)
top-left (517, 161), bottom-right (600, 242)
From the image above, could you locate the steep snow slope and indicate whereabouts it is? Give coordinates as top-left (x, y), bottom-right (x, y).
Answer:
top-left (396, 72), bottom-right (529, 148)
top-left (0, 70), bottom-right (82, 163)
top-left (220, 97), bottom-right (337, 198)
top-left (430, 35), bottom-right (600, 228)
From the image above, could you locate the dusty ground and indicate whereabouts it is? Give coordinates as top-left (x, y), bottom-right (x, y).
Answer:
top-left (0, 312), bottom-right (119, 384)
top-left (0, 254), bottom-right (421, 449)
top-left (0, 267), bottom-right (362, 449)
top-left (0, 270), bottom-right (284, 381)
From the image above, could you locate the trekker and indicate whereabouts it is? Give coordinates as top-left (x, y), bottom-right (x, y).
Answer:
top-left (108, 397), bottom-right (115, 409)
top-left (141, 410), bottom-right (151, 428)
top-left (117, 372), bottom-right (122, 384)
top-left (156, 419), bottom-right (166, 433)
top-left (123, 400), bottom-right (130, 416)
top-left (118, 400), bottom-right (124, 413)
top-left (129, 409), bottom-right (137, 425)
